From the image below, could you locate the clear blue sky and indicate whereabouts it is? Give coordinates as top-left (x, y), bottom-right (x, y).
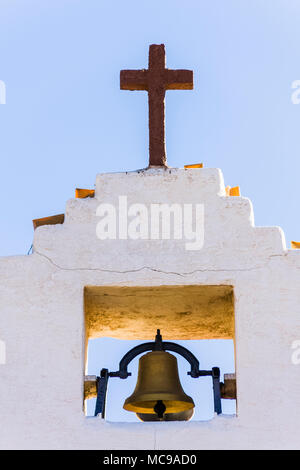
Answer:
top-left (1, 1), bottom-right (299, 421)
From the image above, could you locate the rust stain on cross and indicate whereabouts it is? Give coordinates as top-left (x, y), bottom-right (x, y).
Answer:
top-left (120, 44), bottom-right (193, 167)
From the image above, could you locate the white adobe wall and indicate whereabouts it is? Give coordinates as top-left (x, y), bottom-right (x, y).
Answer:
top-left (0, 167), bottom-right (299, 450)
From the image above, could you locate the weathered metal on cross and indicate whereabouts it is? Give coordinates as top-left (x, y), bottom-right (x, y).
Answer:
top-left (120, 44), bottom-right (193, 167)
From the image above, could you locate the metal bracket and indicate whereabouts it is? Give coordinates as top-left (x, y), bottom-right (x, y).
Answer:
top-left (110, 330), bottom-right (201, 379)
top-left (94, 368), bottom-right (109, 418)
top-left (212, 367), bottom-right (222, 415)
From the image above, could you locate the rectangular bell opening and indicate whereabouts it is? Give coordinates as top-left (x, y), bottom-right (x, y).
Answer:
top-left (84, 284), bottom-right (237, 422)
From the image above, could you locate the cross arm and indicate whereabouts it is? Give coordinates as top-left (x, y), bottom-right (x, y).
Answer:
top-left (120, 69), bottom-right (148, 91)
top-left (165, 69), bottom-right (193, 90)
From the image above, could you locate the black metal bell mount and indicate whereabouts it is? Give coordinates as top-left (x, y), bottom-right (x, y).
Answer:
top-left (94, 329), bottom-right (223, 421)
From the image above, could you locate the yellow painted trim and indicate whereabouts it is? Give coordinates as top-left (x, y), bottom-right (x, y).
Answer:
top-left (75, 188), bottom-right (95, 199)
top-left (184, 163), bottom-right (203, 169)
top-left (291, 241), bottom-right (300, 249)
top-left (32, 214), bottom-right (65, 230)
top-left (229, 186), bottom-right (240, 197)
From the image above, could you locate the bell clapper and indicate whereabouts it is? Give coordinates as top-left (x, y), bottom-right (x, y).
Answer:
top-left (154, 400), bottom-right (166, 419)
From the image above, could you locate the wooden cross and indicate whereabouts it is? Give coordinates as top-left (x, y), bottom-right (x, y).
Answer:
top-left (120, 44), bottom-right (193, 167)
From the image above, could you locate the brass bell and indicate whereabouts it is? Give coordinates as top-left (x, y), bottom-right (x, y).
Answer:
top-left (123, 350), bottom-right (195, 421)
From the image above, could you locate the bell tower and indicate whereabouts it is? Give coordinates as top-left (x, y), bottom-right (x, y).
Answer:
top-left (0, 44), bottom-right (300, 450)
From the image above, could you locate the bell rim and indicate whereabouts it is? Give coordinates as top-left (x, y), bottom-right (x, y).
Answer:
top-left (123, 397), bottom-right (195, 414)
top-left (136, 408), bottom-right (195, 422)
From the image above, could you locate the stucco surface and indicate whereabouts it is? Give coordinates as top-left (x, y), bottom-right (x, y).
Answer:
top-left (0, 167), bottom-right (299, 449)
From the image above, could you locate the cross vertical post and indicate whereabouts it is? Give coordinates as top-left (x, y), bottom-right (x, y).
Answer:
top-left (120, 44), bottom-right (193, 167)
top-left (148, 45), bottom-right (167, 166)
